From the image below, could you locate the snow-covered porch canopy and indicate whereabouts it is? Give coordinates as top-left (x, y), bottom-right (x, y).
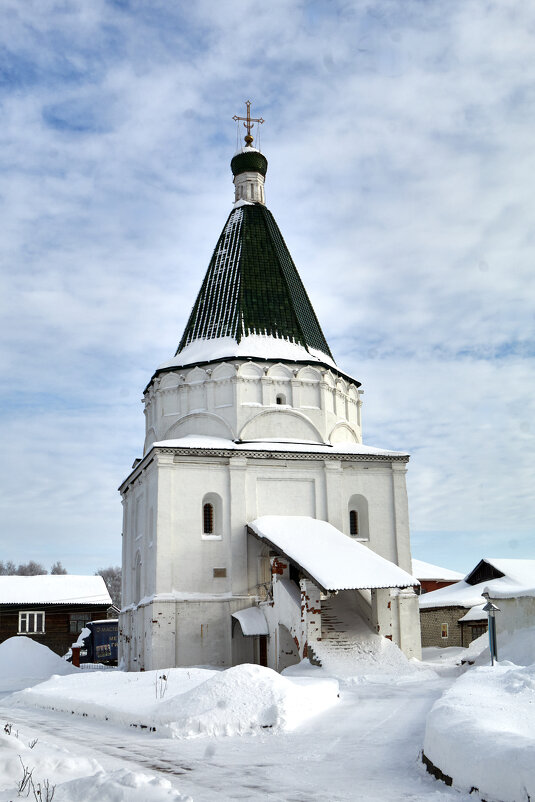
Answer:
top-left (247, 516), bottom-right (418, 595)
top-left (231, 607), bottom-right (269, 637)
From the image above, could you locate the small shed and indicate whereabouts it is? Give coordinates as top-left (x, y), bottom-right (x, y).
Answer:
top-left (0, 575), bottom-right (112, 656)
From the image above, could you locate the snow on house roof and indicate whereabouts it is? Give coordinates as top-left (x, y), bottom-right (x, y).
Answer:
top-left (151, 434), bottom-right (408, 459)
top-left (412, 559), bottom-right (464, 582)
top-left (419, 580), bottom-right (484, 610)
top-left (248, 516), bottom-right (418, 593)
top-left (420, 558), bottom-right (535, 609)
top-left (0, 575), bottom-right (112, 606)
top-left (479, 559), bottom-right (535, 598)
top-left (232, 606), bottom-right (269, 636)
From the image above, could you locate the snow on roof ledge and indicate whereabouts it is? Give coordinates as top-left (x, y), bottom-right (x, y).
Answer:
top-left (150, 434), bottom-right (408, 458)
top-left (232, 606), bottom-right (269, 636)
top-left (248, 516), bottom-right (418, 593)
top-left (158, 335), bottom-right (338, 372)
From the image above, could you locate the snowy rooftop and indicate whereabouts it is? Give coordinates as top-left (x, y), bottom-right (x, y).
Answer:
top-left (158, 335), bottom-right (337, 372)
top-left (248, 516), bottom-right (418, 592)
top-left (479, 558), bottom-right (535, 598)
top-left (0, 575), bottom-right (112, 606)
top-left (151, 434), bottom-right (408, 459)
top-left (412, 559), bottom-right (464, 582)
top-left (420, 558), bottom-right (535, 609)
top-left (458, 604), bottom-right (487, 622)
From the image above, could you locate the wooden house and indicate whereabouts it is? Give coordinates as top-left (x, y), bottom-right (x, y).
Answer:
top-left (0, 575), bottom-right (112, 656)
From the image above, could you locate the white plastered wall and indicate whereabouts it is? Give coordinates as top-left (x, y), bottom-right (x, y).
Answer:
top-left (119, 444), bottom-right (421, 670)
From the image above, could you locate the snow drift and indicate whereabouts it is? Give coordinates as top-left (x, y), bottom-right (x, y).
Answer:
top-left (0, 636), bottom-right (78, 692)
top-left (7, 663), bottom-right (339, 738)
top-left (424, 662), bottom-right (535, 802)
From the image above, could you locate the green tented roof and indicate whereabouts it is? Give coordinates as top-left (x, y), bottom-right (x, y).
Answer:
top-left (176, 203), bottom-right (334, 362)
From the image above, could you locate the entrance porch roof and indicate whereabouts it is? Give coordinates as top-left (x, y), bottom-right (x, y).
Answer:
top-left (247, 516), bottom-right (418, 595)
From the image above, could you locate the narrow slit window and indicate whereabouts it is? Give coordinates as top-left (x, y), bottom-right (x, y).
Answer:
top-left (203, 503), bottom-right (214, 534)
top-left (349, 510), bottom-right (359, 536)
top-left (276, 394), bottom-right (285, 405)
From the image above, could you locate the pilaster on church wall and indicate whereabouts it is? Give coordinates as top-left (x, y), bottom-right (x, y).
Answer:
top-left (154, 453), bottom-right (176, 594)
top-left (228, 456), bottom-right (248, 596)
top-left (390, 462), bottom-right (412, 573)
top-left (323, 460), bottom-right (344, 531)
top-left (371, 587), bottom-right (393, 641)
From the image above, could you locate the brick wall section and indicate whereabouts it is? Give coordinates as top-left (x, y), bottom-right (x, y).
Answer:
top-left (420, 606), bottom-right (470, 648)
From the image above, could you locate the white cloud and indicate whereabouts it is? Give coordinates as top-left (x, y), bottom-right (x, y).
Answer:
top-left (0, 0), bottom-right (534, 572)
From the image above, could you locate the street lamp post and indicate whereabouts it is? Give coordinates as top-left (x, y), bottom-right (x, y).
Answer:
top-left (482, 594), bottom-right (500, 666)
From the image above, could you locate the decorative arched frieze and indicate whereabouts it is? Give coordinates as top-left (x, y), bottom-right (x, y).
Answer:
top-left (321, 371), bottom-right (335, 388)
top-left (239, 408), bottom-right (323, 443)
top-left (238, 361), bottom-right (264, 378)
top-left (144, 427), bottom-right (158, 455)
top-left (267, 363), bottom-right (293, 379)
top-left (328, 422), bottom-right (359, 444)
top-left (159, 372), bottom-right (180, 390)
top-left (164, 412), bottom-right (235, 441)
top-left (296, 366), bottom-right (321, 382)
top-left (185, 366), bottom-right (209, 384)
top-left (211, 362), bottom-right (237, 380)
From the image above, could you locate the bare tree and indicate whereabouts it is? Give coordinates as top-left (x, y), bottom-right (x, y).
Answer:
top-left (50, 561), bottom-right (67, 574)
top-left (96, 566), bottom-right (121, 606)
top-left (16, 561), bottom-right (47, 576)
top-left (0, 561), bottom-right (17, 575)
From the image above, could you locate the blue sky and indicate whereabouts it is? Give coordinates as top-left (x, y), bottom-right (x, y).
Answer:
top-left (1, 0), bottom-right (534, 575)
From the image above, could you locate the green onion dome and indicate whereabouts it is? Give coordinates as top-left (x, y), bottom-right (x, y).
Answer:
top-left (231, 149), bottom-right (268, 178)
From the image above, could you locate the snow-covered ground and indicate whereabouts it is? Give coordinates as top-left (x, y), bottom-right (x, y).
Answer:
top-left (0, 634), bottom-right (533, 801)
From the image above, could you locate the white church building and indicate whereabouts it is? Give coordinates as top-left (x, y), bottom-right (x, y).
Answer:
top-left (119, 110), bottom-right (421, 672)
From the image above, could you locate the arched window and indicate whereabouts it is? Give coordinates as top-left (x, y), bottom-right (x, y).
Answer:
top-left (348, 494), bottom-right (369, 540)
top-left (276, 393), bottom-right (286, 405)
top-left (203, 503), bottom-right (214, 534)
top-left (202, 493), bottom-right (223, 539)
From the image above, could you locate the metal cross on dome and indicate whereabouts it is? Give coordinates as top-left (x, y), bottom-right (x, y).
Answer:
top-left (233, 100), bottom-right (264, 147)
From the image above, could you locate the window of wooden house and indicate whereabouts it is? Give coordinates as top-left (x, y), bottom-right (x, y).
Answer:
top-left (69, 613), bottom-right (92, 634)
top-left (203, 503), bottom-right (214, 535)
top-left (471, 624), bottom-right (487, 640)
top-left (349, 510), bottom-right (359, 536)
top-left (18, 611), bottom-right (45, 634)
